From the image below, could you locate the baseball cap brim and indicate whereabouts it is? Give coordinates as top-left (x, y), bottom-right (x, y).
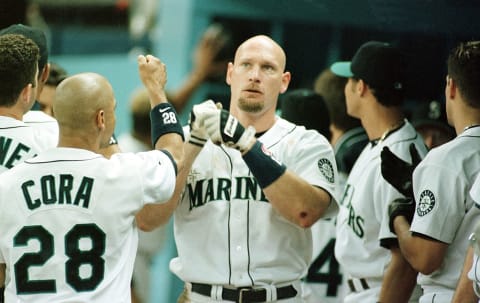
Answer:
top-left (330, 61), bottom-right (353, 78)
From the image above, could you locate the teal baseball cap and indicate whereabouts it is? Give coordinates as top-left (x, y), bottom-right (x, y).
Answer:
top-left (330, 41), bottom-right (406, 92)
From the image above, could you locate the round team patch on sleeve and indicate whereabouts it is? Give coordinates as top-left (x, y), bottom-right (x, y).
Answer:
top-left (317, 158), bottom-right (334, 183)
top-left (417, 189), bottom-right (435, 216)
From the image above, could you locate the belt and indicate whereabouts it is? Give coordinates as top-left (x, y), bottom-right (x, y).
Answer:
top-left (347, 278), bottom-right (370, 292)
top-left (191, 282), bottom-right (298, 303)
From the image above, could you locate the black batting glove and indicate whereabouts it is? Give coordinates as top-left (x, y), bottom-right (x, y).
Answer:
top-left (388, 197), bottom-right (416, 234)
top-left (381, 143), bottom-right (422, 198)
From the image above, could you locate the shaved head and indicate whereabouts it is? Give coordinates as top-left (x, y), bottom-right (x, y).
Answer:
top-left (235, 35), bottom-right (287, 71)
top-left (54, 73), bottom-right (116, 148)
top-left (54, 73), bottom-right (114, 129)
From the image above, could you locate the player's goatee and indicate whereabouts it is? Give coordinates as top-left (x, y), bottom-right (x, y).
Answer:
top-left (238, 97), bottom-right (263, 113)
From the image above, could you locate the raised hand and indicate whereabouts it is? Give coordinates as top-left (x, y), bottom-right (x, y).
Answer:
top-left (137, 54), bottom-right (168, 105)
top-left (204, 109), bottom-right (256, 153)
top-left (187, 100), bottom-right (218, 147)
top-left (381, 143), bottom-right (422, 198)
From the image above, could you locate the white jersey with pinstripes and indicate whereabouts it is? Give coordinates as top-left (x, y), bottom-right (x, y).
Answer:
top-left (411, 125), bottom-right (480, 300)
top-left (0, 115), bottom-right (57, 173)
top-left (335, 121), bottom-right (428, 280)
top-left (170, 117), bottom-right (338, 287)
top-left (0, 147), bottom-right (177, 303)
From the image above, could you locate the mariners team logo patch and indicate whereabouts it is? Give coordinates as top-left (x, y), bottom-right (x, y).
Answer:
top-left (417, 189), bottom-right (435, 216)
top-left (317, 158), bottom-right (334, 183)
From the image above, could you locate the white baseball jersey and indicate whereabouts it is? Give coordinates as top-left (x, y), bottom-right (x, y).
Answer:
top-left (411, 125), bottom-right (480, 301)
top-left (0, 115), bottom-right (57, 173)
top-left (468, 183), bottom-right (480, 302)
top-left (335, 120), bottom-right (428, 300)
top-left (23, 110), bottom-right (59, 146)
top-left (0, 147), bottom-right (176, 303)
top-left (302, 127), bottom-right (368, 303)
top-left (117, 132), bottom-right (169, 303)
top-left (170, 117), bottom-right (338, 289)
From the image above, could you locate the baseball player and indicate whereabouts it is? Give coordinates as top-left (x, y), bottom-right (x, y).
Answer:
top-left (332, 41), bottom-right (428, 302)
top-left (136, 35), bottom-right (339, 302)
top-left (0, 33), bottom-right (57, 173)
top-left (0, 24), bottom-right (60, 143)
top-left (0, 54), bottom-right (184, 302)
top-left (387, 40), bottom-right (480, 303)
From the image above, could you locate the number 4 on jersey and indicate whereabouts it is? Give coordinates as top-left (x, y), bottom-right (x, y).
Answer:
top-left (305, 239), bottom-right (343, 297)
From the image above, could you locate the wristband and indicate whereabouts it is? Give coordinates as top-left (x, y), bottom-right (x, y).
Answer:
top-left (242, 141), bottom-right (286, 188)
top-left (188, 133), bottom-right (207, 147)
top-left (150, 103), bottom-right (184, 146)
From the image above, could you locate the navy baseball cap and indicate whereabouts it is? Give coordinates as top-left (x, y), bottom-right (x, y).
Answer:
top-left (331, 41), bottom-right (406, 92)
top-left (0, 24), bottom-right (48, 70)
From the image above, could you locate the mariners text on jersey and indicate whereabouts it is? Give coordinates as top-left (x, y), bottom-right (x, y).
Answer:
top-left (0, 136), bottom-right (32, 169)
top-left (187, 176), bottom-right (268, 209)
top-left (21, 174), bottom-right (94, 210)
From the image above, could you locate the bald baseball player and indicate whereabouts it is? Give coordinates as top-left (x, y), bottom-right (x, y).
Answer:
top-left (0, 54), bottom-right (184, 302)
top-left (332, 41), bottom-right (428, 303)
top-left (386, 40), bottom-right (480, 303)
top-left (136, 35), bottom-right (338, 302)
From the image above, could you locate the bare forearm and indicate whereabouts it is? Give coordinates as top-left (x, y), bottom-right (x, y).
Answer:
top-left (395, 216), bottom-right (448, 274)
top-left (0, 263), bottom-right (5, 287)
top-left (263, 171), bottom-right (332, 228)
top-left (452, 247), bottom-right (478, 303)
top-left (379, 247), bottom-right (418, 303)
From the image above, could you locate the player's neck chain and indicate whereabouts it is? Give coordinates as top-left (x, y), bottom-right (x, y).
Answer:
top-left (372, 119), bottom-right (406, 145)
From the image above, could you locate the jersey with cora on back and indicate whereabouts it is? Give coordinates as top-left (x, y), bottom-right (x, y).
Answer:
top-left (0, 147), bottom-right (176, 303)
top-left (411, 125), bottom-right (480, 302)
top-left (0, 115), bottom-right (57, 173)
top-left (170, 117), bottom-right (338, 287)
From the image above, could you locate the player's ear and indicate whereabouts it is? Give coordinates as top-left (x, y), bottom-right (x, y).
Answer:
top-left (445, 76), bottom-right (457, 100)
top-left (40, 63), bottom-right (51, 84)
top-left (279, 71), bottom-right (291, 94)
top-left (96, 109), bottom-right (106, 131)
top-left (357, 79), bottom-right (368, 96)
top-left (226, 62), bottom-right (234, 86)
top-left (19, 83), bottom-right (33, 106)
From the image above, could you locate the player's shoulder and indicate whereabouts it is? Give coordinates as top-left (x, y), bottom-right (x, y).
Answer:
top-left (422, 134), bottom-right (475, 167)
top-left (23, 110), bottom-right (57, 123)
top-left (270, 117), bottom-right (330, 144)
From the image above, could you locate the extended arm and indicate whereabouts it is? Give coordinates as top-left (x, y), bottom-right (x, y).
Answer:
top-left (379, 245), bottom-right (418, 303)
top-left (452, 246), bottom-right (478, 303)
top-left (0, 263), bottom-right (4, 303)
top-left (136, 100), bottom-right (218, 230)
top-left (138, 54), bottom-right (184, 170)
top-left (204, 109), bottom-right (334, 227)
top-left (394, 216), bottom-right (448, 274)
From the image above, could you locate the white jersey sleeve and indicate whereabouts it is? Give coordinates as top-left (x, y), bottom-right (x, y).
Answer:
top-left (411, 126), bottom-right (480, 293)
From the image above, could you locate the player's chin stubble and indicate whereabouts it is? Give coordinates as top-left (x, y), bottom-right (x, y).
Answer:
top-left (238, 97), bottom-right (264, 113)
